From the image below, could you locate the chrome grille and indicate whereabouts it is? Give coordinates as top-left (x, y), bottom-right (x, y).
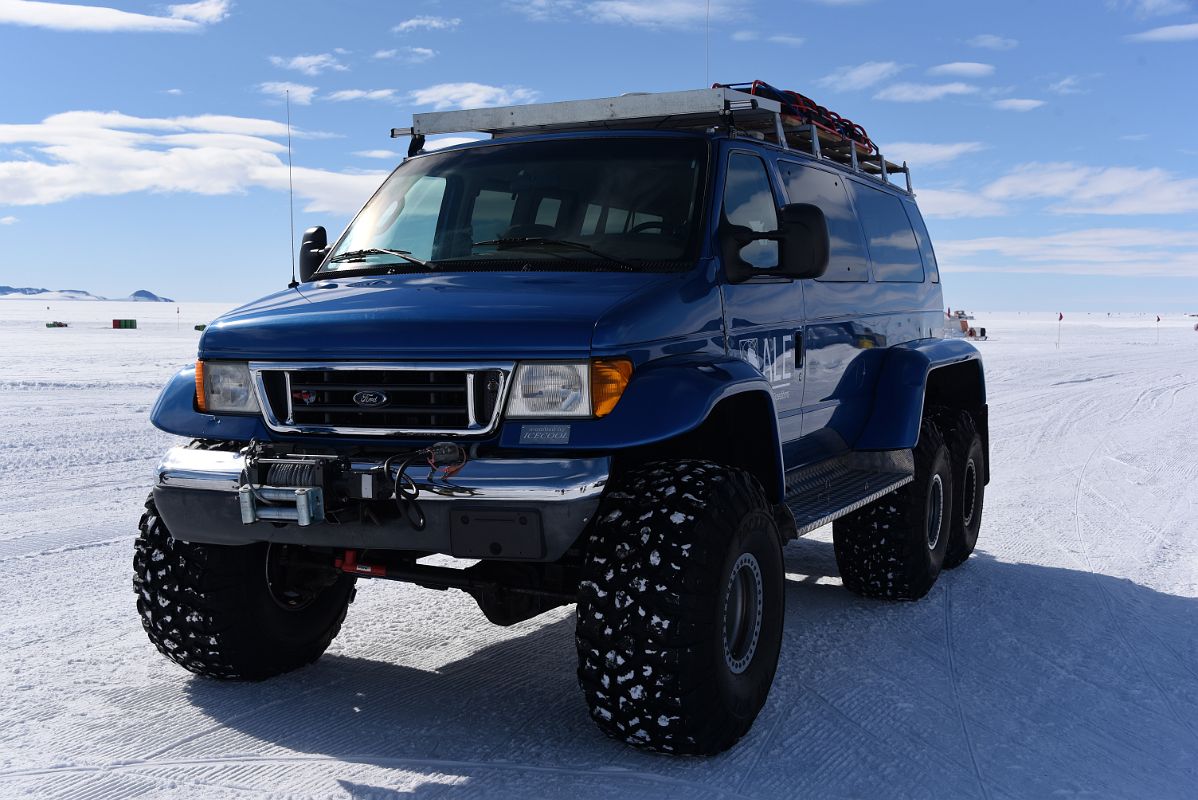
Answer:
top-left (251, 362), bottom-right (511, 436)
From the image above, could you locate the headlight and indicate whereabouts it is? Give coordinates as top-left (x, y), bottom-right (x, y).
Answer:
top-left (507, 363), bottom-right (589, 418)
top-left (505, 359), bottom-right (632, 419)
top-left (195, 360), bottom-right (260, 414)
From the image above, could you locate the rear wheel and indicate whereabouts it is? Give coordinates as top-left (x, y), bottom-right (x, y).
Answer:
top-left (575, 461), bottom-right (784, 755)
top-left (133, 496), bottom-right (355, 680)
top-left (937, 410), bottom-right (985, 569)
top-left (833, 419), bottom-right (952, 600)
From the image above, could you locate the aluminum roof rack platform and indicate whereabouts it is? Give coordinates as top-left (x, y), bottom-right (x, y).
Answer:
top-left (390, 85), bottom-right (911, 193)
top-left (396, 88), bottom-right (780, 138)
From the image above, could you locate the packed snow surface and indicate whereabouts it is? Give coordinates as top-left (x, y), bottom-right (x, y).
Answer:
top-left (1, 303), bottom-right (1195, 798)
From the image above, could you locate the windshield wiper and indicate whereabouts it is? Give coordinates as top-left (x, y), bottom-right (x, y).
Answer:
top-left (471, 238), bottom-right (632, 271)
top-left (328, 248), bottom-right (433, 269)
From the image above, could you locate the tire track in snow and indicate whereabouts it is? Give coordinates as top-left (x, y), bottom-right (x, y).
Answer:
top-left (0, 753), bottom-right (754, 799)
top-left (1071, 436), bottom-right (1198, 744)
top-left (943, 583), bottom-right (990, 800)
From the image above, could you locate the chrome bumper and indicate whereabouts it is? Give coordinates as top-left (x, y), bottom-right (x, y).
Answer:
top-left (152, 446), bottom-right (609, 562)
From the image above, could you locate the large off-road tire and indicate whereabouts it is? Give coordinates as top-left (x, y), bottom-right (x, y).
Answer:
top-left (833, 419), bottom-right (952, 600)
top-left (575, 461), bottom-right (785, 755)
top-left (133, 496), bottom-right (355, 680)
top-left (937, 410), bottom-right (985, 569)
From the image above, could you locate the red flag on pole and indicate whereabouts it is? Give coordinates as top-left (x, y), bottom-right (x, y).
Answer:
top-left (1058, 312), bottom-right (1064, 321)
top-left (1157, 315), bottom-right (1161, 322)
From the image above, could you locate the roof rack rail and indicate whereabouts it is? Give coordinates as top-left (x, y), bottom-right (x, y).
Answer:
top-left (390, 85), bottom-right (912, 194)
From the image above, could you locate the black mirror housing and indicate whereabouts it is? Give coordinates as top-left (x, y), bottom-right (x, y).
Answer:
top-left (297, 226), bottom-right (328, 283)
top-left (777, 203), bottom-right (829, 280)
top-left (722, 203), bottom-right (830, 283)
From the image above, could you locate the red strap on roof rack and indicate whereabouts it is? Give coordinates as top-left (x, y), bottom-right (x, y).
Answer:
top-left (714, 80), bottom-right (877, 156)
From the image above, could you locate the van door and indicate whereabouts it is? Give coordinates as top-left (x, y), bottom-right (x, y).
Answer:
top-left (777, 161), bottom-right (881, 461)
top-left (720, 149), bottom-right (805, 464)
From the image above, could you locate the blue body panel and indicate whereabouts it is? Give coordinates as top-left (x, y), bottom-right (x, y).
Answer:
top-left (150, 129), bottom-right (983, 502)
top-left (855, 338), bottom-right (986, 451)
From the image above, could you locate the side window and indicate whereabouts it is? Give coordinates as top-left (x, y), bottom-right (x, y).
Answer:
top-left (904, 202), bottom-right (940, 284)
top-left (534, 196), bottom-right (562, 227)
top-left (348, 174), bottom-right (446, 261)
top-left (723, 152), bottom-right (779, 269)
top-left (778, 162), bottom-right (869, 282)
top-left (850, 183), bottom-right (924, 283)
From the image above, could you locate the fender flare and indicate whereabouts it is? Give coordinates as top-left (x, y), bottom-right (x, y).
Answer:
top-left (150, 366), bottom-right (270, 442)
top-left (854, 338), bottom-right (986, 451)
top-left (499, 355), bottom-right (786, 498)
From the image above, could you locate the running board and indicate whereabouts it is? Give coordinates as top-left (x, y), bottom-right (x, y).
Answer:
top-left (783, 451), bottom-right (914, 537)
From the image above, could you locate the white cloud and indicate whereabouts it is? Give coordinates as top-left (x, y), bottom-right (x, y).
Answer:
top-left (407, 83), bottom-right (539, 110)
top-left (967, 33), bottom-right (1018, 50)
top-left (937, 228), bottom-right (1198, 278)
top-left (816, 61), bottom-right (904, 90)
top-left (327, 89), bottom-right (397, 102)
top-left (0, 215), bottom-right (17, 225)
top-left (768, 35), bottom-right (804, 46)
top-left (883, 141), bottom-right (986, 166)
top-left (1109, 0), bottom-right (1190, 17)
top-left (982, 162), bottom-right (1198, 214)
top-left (167, 0), bottom-right (230, 24)
top-left (1128, 21), bottom-right (1198, 40)
top-left (731, 30), bottom-right (756, 41)
top-left (0, 0), bottom-right (230, 32)
top-left (511, 0), bottom-right (739, 28)
top-left (373, 46), bottom-right (436, 63)
top-left (916, 188), bottom-right (1007, 219)
top-left (164, 88), bottom-right (184, 96)
top-left (0, 110), bottom-right (382, 215)
top-left (927, 62), bottom-right (995, 78)
top-left (875, 82), bottom-right (978, 102)
top-left (393, 15), bottom-right (460, 33)
top-left (353, 150), bottom-right (401, 159)
top-left (425, 136), bottom-right (484, 151)
top-left (269, 53), bottom-right (348, 76)
top-left (258, 82), bottom-right (317, 106)
top-left (1048, 76), bottom-right (1084, 94)
top-left (993, 98), bottom-right (1045, 111)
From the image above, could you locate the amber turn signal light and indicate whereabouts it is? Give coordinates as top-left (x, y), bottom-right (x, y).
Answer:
top-left (194, 359), bottom-right (207, 412)
top-left (591, 358), bottom-right (633, 417)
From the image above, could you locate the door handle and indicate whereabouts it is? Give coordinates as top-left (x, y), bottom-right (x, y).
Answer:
top-left (795, 329), bottom-right (804, 369)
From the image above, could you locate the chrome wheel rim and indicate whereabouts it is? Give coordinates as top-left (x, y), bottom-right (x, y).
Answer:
top-left (722, 552), bottom-right (764, 675)
top-left (962, 459), bottom-right (978, 528)
top-left (927, 474), bottom-right (945, 551)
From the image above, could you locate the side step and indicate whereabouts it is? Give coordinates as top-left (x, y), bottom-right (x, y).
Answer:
top-left (783, 451), bottom-right (913, 537)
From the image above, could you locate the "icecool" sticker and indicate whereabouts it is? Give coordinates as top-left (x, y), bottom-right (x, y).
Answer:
top-left (519, 424), bottom-right (571, 444)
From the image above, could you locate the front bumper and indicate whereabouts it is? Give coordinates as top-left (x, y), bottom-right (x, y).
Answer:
top-left (152, 446), bottom-right (609, 562)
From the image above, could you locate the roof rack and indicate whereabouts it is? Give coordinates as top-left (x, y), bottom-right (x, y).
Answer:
top-left (390, 86), bottom-right (912, 194)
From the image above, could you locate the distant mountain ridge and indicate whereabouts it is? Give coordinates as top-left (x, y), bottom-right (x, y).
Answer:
top-left (0, 286), bottom-right (174, 302)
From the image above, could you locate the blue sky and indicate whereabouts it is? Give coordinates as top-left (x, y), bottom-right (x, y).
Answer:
top-left (1, 0), bottom-right (1196, 310)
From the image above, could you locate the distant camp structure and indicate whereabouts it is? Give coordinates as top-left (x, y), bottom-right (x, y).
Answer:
top-left (112, 319), bottom-right (137, 329)
top-left (45, 321), bottom-right (68, 328)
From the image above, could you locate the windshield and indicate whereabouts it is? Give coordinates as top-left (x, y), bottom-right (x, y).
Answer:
top-left (321, 138), bottom-right (708, 273)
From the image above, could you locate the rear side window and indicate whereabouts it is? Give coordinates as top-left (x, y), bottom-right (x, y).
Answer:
top-left (850, 183), bottom-right (924, 283)
top-left (778, 162), bottom-right (869, 282)
top-left (904, 202), bottom-right (940, 284)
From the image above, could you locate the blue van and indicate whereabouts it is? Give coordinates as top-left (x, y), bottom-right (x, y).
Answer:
top-left (136, 87), bottom-right (988, 755)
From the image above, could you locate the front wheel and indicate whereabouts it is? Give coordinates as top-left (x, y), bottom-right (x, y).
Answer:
top-left (575, 461), bottom-right (785, 755)
top-left (133, 496), bottom-right (355, 680)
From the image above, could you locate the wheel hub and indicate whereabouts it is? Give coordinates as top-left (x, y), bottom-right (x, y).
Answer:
top-left (927, 474), bottom-right (944, 551)
top-left (722, 552), bottom-right (764, 674)
top-left (962, 459), bottom-right (978, 527)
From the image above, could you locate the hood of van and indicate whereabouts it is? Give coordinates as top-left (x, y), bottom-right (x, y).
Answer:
top-left (199, 271), bottom-right (687, 361)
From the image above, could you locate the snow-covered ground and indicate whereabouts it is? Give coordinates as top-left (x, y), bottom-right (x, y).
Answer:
top-left (1, 303), bottom-right (1195, 799)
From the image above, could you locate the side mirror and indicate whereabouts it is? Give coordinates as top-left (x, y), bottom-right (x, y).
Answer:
top-left (297, 226), bottom-right (328, 284)
top-left (777, 202), bottom-right (829, 280)
top-left (722, 203), bottom-right (829, 283)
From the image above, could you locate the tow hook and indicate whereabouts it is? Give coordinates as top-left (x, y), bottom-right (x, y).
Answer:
top-left (335, 549), bottom-right (386, 577)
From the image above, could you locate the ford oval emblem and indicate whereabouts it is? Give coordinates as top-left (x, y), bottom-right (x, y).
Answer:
top-left (353, 390), bottom-right (389, 408)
